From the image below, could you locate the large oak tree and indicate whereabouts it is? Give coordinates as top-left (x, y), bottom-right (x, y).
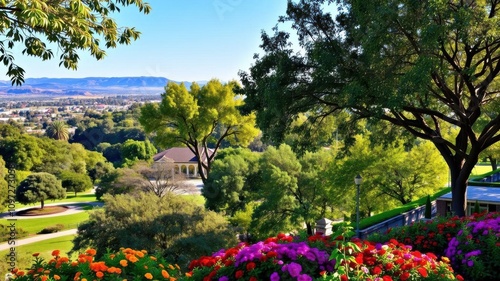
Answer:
top-left (139, 79), bottom-right (259, 184)
top-left (0, 0), bottom-right (151, 85)
top-left (240, 0), bottom-right (500, 216)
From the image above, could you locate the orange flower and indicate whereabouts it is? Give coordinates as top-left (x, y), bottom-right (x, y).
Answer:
top-left (96, 271), bottom-right (104, 278)
top-left (135, 251), bottom-right (145, 258)
top-left (149, 256), bottom-right (157, 261)
top-left (169, 278), bottom-right (176, 281)
top-left (74, 272), bottom-right (82, 281)
top-left (81, 279), bottom-right (87, 281)
top-left (71, 261), bottom-right (79, 267)
top-left (126, 254), bottom-right (139, 263)
top-left (52, 250), bottom-right (60, 257)
top-left (115, 268), bottom-right (122, 274)
top-left (54, 275), bottom-right (61, 280)
top-left (168, 264), bottom-right (175, 270)
top-left (86, 249), bottom-right (97, 256)
top-left (161, 270), bottom-right (170, 279)
top-left (43, 270), bottom-right (51, 275)
top-left (16, 271), bottom-right (25, 277)
top-left (175, 264), bottom-right (180, 270)
top-left (37, 268), bottom-right (44, 273)
top-left (32, 253), bottom-right (40, 257)
top-left (41, 276), bottom-right (48, 281)
top-left (119, 260), bottom-right (128, 267)
top-left (144, 273), bottom-right (153, 280)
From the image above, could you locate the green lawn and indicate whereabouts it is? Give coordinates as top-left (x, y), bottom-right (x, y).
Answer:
top-left (0, 235), bottom-right (77, 272)
top-left (470, 165), bottom-right (493, 176)
top-left (2, 210), bottom-right (92, 237)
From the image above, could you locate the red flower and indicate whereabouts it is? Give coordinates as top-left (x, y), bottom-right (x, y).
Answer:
top-left (417, 267), bottom-right (428, 277)
top-left (372, 266), bottom-right (382, 275)
top-left (400, 272), bottom-right (410, 281)
top-left (456, 275), bottom-right (465, 281)
top-left (246, 262), bottom-right (256, 271)
top-left (385, 263), bottom-right (394, 270)
top-left (340, 275), bottom-right (348, 281)
top-left (235, 270), bottom-right (244, 279)
top-left (249, 277), bottom-right (258, 281)
top-left (382, 276), bottom-right (393, 281)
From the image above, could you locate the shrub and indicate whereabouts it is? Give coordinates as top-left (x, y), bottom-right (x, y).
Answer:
top-left (444, 212), bottom-right (500, 281)
top-left (0, 224), bottom-right (28, 242)
top-left (37, 224), bottom-right (64, 234)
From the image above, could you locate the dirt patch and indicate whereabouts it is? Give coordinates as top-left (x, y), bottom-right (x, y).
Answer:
top-left (16, 206), bottom-right (69, 216)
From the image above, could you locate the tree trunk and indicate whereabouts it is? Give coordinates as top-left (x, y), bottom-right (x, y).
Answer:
top-left (449, 157), bottom-right (476, 217)
top-left (489, 156), bottom-right (498, 171)
top-left (306, 222), bottom-right (313, 236)
top-left (41, 199), bottom-right (44, 209)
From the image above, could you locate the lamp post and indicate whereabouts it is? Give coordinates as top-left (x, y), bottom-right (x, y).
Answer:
top-left (354, 174), bottom-right (363, 238)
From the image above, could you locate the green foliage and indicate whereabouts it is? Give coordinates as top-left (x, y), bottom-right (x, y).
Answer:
top-left (473, 200), bottom-right (480, 215)
top-left (0, 223), bottom-right (29, 242)
top-left (16, 172), bottom-right (66, 208)
top-left (94, 168), bottom-right (142, 200)
top-left (203, 148), bottom-right (261, 216)
top-left (0, 135), bottom-right (44, 170)
top-left (88, 161), bottom-right (115, 184)
top-left (240, 0), bottom-right (500, 217)
top-left (0, 156), bottom-right (7, 211)
top-left (120, 139), bottom-right (157, 166)
top-left (45, 120), bottom-right (69, 140)
top-left (139, 79), bottom-right (260, 184)
top-left (71, 192), bottom-right (238, 269)
top-left (250, 144), bottom-right (335, 238)
top-left (0, 0), bottom-right (151, 85)
top-left (58, 171), bottom-right (93, 196)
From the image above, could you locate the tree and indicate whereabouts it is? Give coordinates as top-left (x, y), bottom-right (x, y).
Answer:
top-left (94, 168), bottom-right (142, 200)
top-left (131, 161), bottom-right (189, 197)
top-left (0, 135), bottom-right (43, 171)
top-left (88, 161), bottom-right (115, 184)
top-left (71, 192), bottom-right (238, 269)
top-left (240, 0), bottom-right (500, 217)
top-left (59, 171), bottom-right (93, 196)
top-left (250, 144), bottom-right (335, 238)
top-left (480, 142), bottom-right (500, 171)
top-left (203, 148), bottom-right (261, 215)
top-left (371, 140), bottom-right (448, 205)
top-left (16, 172), bottom-right (66, 208)
top-left (139, 79), bottom-right (260, 184)
top-left (0, 0), bottom-right (151, 85)
top-left (120, 139), bottom-right (156, 166)
top-left (0, 156), bottom-right (8, 212)
top-left (45, 120), bottom-right (69, 141)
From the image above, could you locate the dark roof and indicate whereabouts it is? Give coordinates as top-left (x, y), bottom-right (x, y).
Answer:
top-left (153, 147), bottom-right (215, 163)
top-left (438, 186), bottom-right (500, 204)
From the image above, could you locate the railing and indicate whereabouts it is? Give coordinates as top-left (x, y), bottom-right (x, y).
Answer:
top-left (358, 202), bottom-right (436, 240)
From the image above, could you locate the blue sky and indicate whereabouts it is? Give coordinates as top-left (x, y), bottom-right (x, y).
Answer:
top-left (2, 1), bottom-right (289, 83)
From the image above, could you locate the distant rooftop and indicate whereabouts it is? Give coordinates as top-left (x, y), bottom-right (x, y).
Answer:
top-left (438, 186), bottom-right (500, 204)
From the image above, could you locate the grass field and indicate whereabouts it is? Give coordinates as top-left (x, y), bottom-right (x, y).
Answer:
top-left (2, 211), bottom-right (92, 236)
top-left (470, 165), bottom-right (493, 176)
top-left (0, 235), bottom-right (77, 273)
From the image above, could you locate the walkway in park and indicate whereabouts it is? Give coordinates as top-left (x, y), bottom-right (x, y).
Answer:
top-left (0, 201), bottom-right (103, 252)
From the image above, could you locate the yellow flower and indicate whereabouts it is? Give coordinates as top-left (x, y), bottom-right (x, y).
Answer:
top-left (149, 256), bottom-right (157, 261)
top-left (168, 264), bottom-right (174, 270)
top-left (81, 279), bottom-right (87, 281)
top-left (442, 256), bottom-right (450, 263)
top-left (144, 273), bottom-right (153, 280)
top-left (119, 260), bottom-right (128, 267)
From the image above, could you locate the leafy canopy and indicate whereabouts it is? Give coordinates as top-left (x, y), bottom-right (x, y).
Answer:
top-left (0, 0), bottom-right (151, 85)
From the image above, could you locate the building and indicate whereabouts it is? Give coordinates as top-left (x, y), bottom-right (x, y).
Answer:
top-left (436, 186), bottom-right (500, 216)
top-left (153, 147), bottom-right (214, 178)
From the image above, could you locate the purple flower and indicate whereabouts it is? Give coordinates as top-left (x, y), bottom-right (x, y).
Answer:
top-left (270, 272), bottom-right (280, 281)
top-left (467, 260), bottom-right (474, 267)
top-left (219, 276), bottom-right (229, 281)
top-left (297, 274), bottom-right (312, 281)
top-left (287, 262), bottom-right (302, 277)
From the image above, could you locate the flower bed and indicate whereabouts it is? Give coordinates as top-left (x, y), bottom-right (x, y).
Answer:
top-left (8, 248), bottom-right (181, 281)
top-left (187, 233), bottom-right (462, 281)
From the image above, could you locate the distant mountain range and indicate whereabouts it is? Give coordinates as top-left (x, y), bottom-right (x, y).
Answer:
top-left (0, 77), bottom-right (206, 96)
